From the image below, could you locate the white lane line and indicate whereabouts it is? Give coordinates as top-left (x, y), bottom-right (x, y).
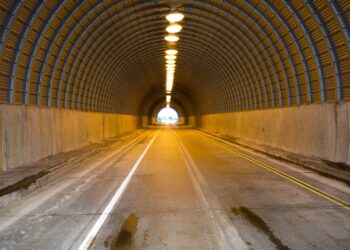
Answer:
top-left (174, 131), bottom-right (247, 250)
top-left (78, 130), bottom-right (159, 250)
top-left (0, 131), bottom-right (149, 233)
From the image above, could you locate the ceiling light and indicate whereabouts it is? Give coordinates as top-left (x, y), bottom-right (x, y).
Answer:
top-left (165, 35), bottom-right (179, 42)
top-left (165, 55), bottom-right (176, 60)
top-left (166, 95), bottom-right (171, 103)
top-left (166, 60), bottom-right (176, 64)
top-left (166, 12), bottom-right (184, 23)
top-left (166, 24), bottom-right (182, 33)
top-left (166, 82), bottom-right (173, 92)
top-left (166, 49), bottom-right (177, 55)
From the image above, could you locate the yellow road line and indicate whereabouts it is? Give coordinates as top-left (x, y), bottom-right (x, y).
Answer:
top-left (199, 131), bottom-right (350, 213)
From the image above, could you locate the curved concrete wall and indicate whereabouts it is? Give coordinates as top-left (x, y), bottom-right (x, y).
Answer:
top-left (0, 105), bottom-right (138, 172)
top-left (197, 103), bottom-right (350, 165)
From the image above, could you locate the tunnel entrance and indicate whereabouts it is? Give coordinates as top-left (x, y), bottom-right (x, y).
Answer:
top-left (157, 107), bottom-right (179, 124)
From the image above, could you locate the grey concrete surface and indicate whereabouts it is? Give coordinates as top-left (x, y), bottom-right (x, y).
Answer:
top-left (0, 129), bottom-right (349, 249)
top-left (0, 130), bottom-right (146, 208)
top-left (0, 105), bottom-right (139, 172)
top-left (197, 102), bottom-right (350, 166)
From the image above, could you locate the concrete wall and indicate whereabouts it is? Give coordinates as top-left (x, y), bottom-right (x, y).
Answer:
top-left (188, 116), bottom-right (197, 127)
top-left (197, 103), bottom-right (350, 165)
top-left (0, 105), bottom-right (138, 172)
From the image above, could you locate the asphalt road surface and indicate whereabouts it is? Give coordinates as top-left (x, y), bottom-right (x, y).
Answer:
top-left (0, 129), bottom-right (349, 249)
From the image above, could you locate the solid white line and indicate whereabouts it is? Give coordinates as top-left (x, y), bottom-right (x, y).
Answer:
top-left (174, 131), bottom-right (247, 249)
top-left (78, 130), bottom-right (159, 250)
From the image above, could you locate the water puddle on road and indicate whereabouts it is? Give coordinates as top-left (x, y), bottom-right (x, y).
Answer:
top-left (232, 206), bottom-right (290, 250)
top-left (105, 213), bottom-right (138, 250)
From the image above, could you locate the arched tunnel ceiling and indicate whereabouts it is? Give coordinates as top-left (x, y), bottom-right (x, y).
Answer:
top-left (1, 0), bottom-right (350, 116)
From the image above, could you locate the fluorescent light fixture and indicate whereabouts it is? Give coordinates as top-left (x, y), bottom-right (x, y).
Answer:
top-left (165, 35), bottom-right (179, 42)
top-left (166, 84), bottom-right (173, 92)
top-left (166, 12), bottom-right (184, 23)
top-left (166, 95), bottom-right (171, 103)
top-left (166, 60), bottom-right (176, 64)
top-left (166, 49), bottom-right (177, 55)
top-left (165, 55), bottom-right (176, 60)
top-left (166, 24), bottom-right (182, 33)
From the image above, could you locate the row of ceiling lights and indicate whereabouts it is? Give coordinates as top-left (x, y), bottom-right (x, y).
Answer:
top-left (164, 11), bottom-right (184, 107)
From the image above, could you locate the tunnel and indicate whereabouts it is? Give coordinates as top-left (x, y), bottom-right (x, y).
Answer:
top-left (0, 1), bottom-right (350, 249)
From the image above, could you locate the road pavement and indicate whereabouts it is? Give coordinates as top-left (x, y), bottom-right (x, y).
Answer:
top-left (0, 129), bottom-right (349, 249)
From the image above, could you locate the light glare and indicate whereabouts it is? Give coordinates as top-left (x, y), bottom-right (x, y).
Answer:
top-left (166, 49), bottom-right (177, 55)
top-left (165, 55), bottom-right (176, 60)
top-left (165, 35), bottom-right (179, 42)
top-left (166, 24), bottom-right (182, 33)
top-left (166, 12), bottom-right (184, 23)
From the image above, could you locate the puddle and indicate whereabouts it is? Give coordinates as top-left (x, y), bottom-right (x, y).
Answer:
top-left (105, 213), bottom-right (138, 249)
top-left (232, 206), bottom-right (290, 250)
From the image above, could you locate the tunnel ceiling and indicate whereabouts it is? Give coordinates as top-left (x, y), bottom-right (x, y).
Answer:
top-left (1, 0), bottom-right (350, 116)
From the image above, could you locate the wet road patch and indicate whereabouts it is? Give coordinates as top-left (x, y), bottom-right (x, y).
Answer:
top-left (232, 206), bottom-right (290, 250)
top-left (105, 213), bottom-right (138, 249)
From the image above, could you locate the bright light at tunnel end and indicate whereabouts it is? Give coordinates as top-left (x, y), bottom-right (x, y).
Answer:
top-left (157, 106), bottom-right (179, 124)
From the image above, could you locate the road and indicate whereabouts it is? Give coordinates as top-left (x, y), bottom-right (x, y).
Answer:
top-left (0, 129), bottom-right (349, 249)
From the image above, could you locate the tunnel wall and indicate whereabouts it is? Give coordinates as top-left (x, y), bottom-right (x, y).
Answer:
top-left (197, 103), bottom-right (350, 165)
top-left (0, 105), bottom-right (138, 172)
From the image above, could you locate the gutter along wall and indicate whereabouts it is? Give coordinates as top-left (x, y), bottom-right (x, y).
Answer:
top-left (0, 105), bottom-right (138, 172)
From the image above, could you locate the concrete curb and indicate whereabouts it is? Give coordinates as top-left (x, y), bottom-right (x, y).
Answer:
top-left (0, 130), bottom-right (145, 208)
